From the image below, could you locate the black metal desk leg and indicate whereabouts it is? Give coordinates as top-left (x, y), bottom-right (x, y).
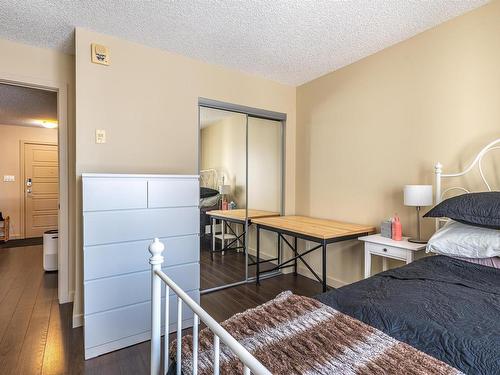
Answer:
top-left (242, 223), bottom-right (246, 254)
top-left (294, 236), bottom-right (298, 275)
top-left (256, 225), bottom-right (260, 285)
top-left (277, 234), bottom-right (281, 266)
top-left (211, 217), bottom-right (215, 261)
top-left (322, 240), bottom-right (327, 292)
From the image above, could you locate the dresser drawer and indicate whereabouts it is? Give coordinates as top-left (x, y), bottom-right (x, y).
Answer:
top-left (148, 178), bottom-right (199, 208)
top-left (83, 207), bottom-right (199, 246)
top-left (84, 290), bottom-right (199, 352)
top-left (84, 234), bottom-right (199, 281)
top-left (84, 262), bottom-right (199, 315)
top-left (366, 242), bottom-right (408, 260)
top-left (82, 177), bottom-right (148, 211)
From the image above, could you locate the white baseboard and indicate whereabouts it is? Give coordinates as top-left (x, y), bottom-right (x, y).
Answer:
top-left (58, 289), bottom-right (74, 305)
top-left (72, 313), bottom-right (83, 328)
top-left (297, 265), bottom-right (347, 288)
top-left (58, 294), bottom-right (71, 304)
top-left (247, 246), bottom-right (276, 261)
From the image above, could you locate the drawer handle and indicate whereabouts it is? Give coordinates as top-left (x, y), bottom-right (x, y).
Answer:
top-left (383, 248), bottom-right (388, 252)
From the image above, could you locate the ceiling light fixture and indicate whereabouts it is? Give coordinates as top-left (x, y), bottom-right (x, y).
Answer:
top-left (41, 120), bottom-right (58, 129)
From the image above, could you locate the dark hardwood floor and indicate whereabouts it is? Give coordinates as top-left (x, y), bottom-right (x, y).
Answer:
top-left (200, 235), bottom-right (277, 290)
top-left (0, 237), bottom-right (43, 249)
top-left (0, 244), bottom-right (322, 374)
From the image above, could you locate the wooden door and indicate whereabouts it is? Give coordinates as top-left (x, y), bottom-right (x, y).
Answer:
top-left (24, 143), bottom-right (59, 238)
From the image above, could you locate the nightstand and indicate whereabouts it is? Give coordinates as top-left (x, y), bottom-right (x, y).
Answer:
top-left (358, 234), bottom-right (426, 279)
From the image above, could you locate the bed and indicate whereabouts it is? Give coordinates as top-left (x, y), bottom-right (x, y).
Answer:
top-left (200, 169), bottom-right (221, 236)
top-left (316, 255), bottom-right (499, 374)
top-left (148, 139), bottom-right (500, 375)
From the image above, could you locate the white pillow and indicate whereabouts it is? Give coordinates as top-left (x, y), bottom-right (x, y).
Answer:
top-left (426, 220), bottom-right (500, 258)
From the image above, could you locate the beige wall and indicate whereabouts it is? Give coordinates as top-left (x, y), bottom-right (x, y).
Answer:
top-left (0, 38), bottom-right (74, 86)
top-left (296, 1), bottom-right (500, 286)
top-left (74, 28), bottom-right (296, 320)
top-left (0, 125), bottom-right (58, 238)
top-left (200, 115), bottom-right (282, 211)
top-left (0, 38), bottom-right (75, 303)
top-left (201, 114), bottom-right (247, 207)
top-left (248, 117), bottom-right (282, 213)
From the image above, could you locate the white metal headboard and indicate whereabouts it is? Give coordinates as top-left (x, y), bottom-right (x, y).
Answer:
top-left (200, 168), bottom-right (219, 189)
top-left (434, 138), bottom-right (500, 205)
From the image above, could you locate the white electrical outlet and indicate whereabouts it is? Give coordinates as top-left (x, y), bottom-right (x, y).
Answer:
top-left (95, 129), bottom-right (106, 144)
top-left (3, 175), bottom-right (15, 182)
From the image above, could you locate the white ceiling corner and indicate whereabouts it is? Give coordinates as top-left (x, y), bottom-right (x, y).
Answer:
top-left (0, 0), bottom-right (489, 85)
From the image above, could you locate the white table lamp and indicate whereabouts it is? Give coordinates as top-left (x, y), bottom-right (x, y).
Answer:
top-left (404, 185), bottom-right (433, 244)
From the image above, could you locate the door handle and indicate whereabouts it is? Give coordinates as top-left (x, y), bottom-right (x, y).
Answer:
top-left (26, 178), bottom-right (32, 196)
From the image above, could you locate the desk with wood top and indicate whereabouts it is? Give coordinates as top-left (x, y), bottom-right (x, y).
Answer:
top-left (206, 209), bottom-right (280, 259)
top-left (251, 215), bottom-right (375, 292)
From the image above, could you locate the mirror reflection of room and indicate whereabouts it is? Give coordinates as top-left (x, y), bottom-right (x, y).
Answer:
top-left (247, 117), bottom-right (283, 277)
top-left (199, 108), bottom-right (247, 291)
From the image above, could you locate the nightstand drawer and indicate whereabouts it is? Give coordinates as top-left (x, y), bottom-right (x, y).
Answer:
top-left (366, 242), bottom-right (408, 259)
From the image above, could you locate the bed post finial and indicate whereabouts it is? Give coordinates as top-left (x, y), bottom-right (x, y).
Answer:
top-left (434, 163), bottom-right (443, 231)
top-left (434, 162), bottom-right (442, 204)
top-left (149, 238), bottom-right (165, 375)
top-left (149, 238), bottom-right (165, 265)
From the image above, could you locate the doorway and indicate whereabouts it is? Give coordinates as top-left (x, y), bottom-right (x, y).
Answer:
top-left (198, 98), bottom-right (286, 293)
top-left (0, 82), bottom-right (66, 299)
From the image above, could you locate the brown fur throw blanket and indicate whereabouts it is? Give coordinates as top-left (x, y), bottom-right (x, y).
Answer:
top-left (170, 291), bottom-right (463, 374)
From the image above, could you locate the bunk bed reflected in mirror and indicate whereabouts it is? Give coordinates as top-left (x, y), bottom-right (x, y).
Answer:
top-left (198, 100), bottom-right (286, 293)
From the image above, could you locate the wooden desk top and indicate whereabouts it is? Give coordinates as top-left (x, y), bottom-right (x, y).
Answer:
top-left (251, 215), bottom-right (375, 240)
top-left (206, 209), bottom-right (280, 221)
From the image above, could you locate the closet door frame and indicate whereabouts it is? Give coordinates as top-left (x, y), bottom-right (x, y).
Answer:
top-left (198, 98), bottom-right (286, 292)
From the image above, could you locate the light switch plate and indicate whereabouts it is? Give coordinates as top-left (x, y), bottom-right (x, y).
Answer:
top-left (3, 175), bottom-right (15, 182)
top-left (95, 129), bottom-right (106, 144)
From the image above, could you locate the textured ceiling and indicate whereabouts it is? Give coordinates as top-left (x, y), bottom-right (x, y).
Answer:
top-left (0, 1), bottom-right (489, 85)
top-left (0, 83), bottom-right (57, 127)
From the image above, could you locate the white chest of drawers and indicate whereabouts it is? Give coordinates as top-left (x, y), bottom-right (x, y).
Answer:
top-left (82, 174), bottom-right (200, 359)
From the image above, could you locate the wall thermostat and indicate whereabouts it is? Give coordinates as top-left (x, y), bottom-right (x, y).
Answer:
top-left (95, 129), bottom-right (106, 144)
top-left (91, 43), bottom-right (110, 66)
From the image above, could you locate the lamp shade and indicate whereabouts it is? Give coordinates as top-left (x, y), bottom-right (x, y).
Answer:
top-left (219, 184), bottom-right (231, 195)
top-left (404, 185), bottom-right (433, 206)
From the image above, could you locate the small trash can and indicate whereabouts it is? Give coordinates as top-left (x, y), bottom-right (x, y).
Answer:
top-left (43, 230), bottom-right (58, 271)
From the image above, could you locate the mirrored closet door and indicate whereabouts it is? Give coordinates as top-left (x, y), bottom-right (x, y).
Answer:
top-left (199, 107), bottom-right (248, 291)
top-left (199, 102), bottom-right (284, 292)
top-left (247, 117), bottom-right (283, 278)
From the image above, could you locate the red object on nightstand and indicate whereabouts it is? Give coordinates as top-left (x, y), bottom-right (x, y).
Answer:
top-left (392, 215), bottom-right (402, 241)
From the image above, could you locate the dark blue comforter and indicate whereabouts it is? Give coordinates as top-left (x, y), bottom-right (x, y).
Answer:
top-left (316, 256), bottom-right (500, 375)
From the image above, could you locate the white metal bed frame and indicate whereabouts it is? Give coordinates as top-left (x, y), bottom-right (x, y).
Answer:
top-left (149, 238), bottom-right (271, 375)
top-left (434, 138), bottom-right (500, 203)
top-left (200, 168), bottom-right (220, 190)
top-left (434, 138), bottom-right (500, 227)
